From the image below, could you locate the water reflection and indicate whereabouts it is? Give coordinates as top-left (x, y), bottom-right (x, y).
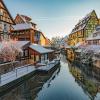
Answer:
top-left (68, 62), bottom-right (100, 100)
top-left (0, 55), bottom-right (100, 100)
top-left (0, 65), bottom-right (61, 100)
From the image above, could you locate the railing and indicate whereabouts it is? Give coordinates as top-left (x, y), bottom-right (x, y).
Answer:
top-left (0, 59), bottom-right (60, 85)
top-left (0, 59), bottom-right (32, 75)
top-left (0, 64), bottom-right (33, 85)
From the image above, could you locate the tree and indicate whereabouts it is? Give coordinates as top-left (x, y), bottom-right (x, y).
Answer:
top-left (79, 46), bottom-right (94, 66)
top-left (0, 40), bottom-right (22, 63)
top-left (51, 36), bottom-right (63, 49)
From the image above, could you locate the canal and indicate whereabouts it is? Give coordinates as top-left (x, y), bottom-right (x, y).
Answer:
top-left (0, 55), bottom-right (100, 100)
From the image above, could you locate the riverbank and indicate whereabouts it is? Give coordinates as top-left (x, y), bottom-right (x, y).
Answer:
top-left (0, 59), bottom-right (60, 96)
top-left (0, 55), bottom-right (100, 100)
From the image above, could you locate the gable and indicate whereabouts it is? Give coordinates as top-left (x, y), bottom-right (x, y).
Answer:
top-left (90, 10), bottom-right (97, 18)
top-left (86, 14), bottom-right (98, 29)
top-left (14, 15), bottom-right (25, 24)
top-left (0, 2), bottom-right (4, 8)
top-left (14, 14), bottom-right (32, 24)
top-left (0, 0), bottom-right (14, 24)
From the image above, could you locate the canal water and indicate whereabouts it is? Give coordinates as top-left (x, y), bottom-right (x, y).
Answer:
top-left (0, 55), bottom-right (100, 100)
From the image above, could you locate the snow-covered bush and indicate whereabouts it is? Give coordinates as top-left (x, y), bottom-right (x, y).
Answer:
top-left (80, 49), bottom-right (94, 64)
top-left (0, 40), bottom-right (22, 62)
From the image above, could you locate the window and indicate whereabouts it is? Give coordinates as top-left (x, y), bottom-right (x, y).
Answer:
top-left (45, 54), bottom-right (48, 60)
top-left (34, 32), bottom-right (40, 41)
top-left (25, 50), bottom-right (28, 56)
top-left (0, 9), bottom-right (3, 15)
top-left (4, 24), bottom-right (8, 32)
top-left (93, 33), bottom-right (97, 37)
top-left (41, 55), bottom-right (45, 62)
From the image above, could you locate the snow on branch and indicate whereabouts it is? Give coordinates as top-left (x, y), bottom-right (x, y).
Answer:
top-left (0, 40), bottom-right (22, 62)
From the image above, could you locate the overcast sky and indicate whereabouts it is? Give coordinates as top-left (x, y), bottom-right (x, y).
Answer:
top-left (4, 0), bottom-right (100, 39)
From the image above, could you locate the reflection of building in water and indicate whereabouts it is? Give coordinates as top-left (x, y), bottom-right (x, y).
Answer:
top-left (0, 65), bottom-right (60, 100)
top-left (68, 63), bottom-right (100, 100)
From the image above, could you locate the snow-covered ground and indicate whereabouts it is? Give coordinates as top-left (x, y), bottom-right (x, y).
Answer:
top-left (0, 59), bottom-right (60, 87)
top-left (37, 59), bottom-right (60, 71)
top-left (0, 65), bottom-right (35, 86)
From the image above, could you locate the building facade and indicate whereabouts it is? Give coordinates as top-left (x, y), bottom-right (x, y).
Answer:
top-left (29, 44), bottom-right (54, 64)
top-left (11, 14), bottom-right (51, 46)
top-left (86, 26), bottom-right (100, 45)
top-left (0, 0), bottom-right (15, 41)
top-left (68, 10), bottom-right (99, 46)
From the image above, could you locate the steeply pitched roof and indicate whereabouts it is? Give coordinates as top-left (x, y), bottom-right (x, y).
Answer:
top-left (0, 41), bottom-right (30, 50)
top-left (71, 10), bottom-right (97, 34)
top-left (0, 0), bottom-right (15, 24)
top-left (12, 23), bottom-right (35, 31)
top-left (15, 14), bottom-right (36, 25)
top-left (20, 15), bottom-right (32, 22)
top-left (15, 41), bottom-right (30, 48)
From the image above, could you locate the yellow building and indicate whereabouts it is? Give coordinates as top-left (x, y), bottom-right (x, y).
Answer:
top-left (68, 10), bottom-right (99, 46)
top-left (66, 48), bottom-right (75, 61)
top-left (35, 31), bottom-right (46, 46)
top-left (99, 19), bottom-right (100, 25)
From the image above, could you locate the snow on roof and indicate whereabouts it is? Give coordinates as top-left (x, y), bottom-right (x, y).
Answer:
top-left (0, 41), bottom-right (30, 50)
top-left (13, 23), bottom-right (34, 31)
top-left (29, 44), bottom-right (54, 54)
top-left (85, 45), bottom-right (100, 53)
top-left (15, 41), bottom-right (30, 48)
top-left (71, 24), bottom-right (86, 34)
